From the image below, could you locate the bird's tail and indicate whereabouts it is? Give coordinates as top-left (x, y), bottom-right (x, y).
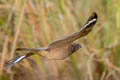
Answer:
top-left (16, 47), bottom-right (44, 51)
top-left (4, 52), bottom-right (34, 69)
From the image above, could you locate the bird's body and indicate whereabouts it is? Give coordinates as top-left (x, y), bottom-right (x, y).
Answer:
top-left (46, 43), bottom-right (81, 60)
top-left (4, 12), bottom-right (98, 69)
top-left (43, 46), bottom-right (69, 60)
top-left (16, 42), bottom-right (81, 60)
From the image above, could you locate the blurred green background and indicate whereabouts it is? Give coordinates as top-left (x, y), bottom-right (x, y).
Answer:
top-left (0, 0), bottom-right (120, 80)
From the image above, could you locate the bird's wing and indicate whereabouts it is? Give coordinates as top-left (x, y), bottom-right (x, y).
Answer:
top-left (49, 12), bottom-right (98, 47)
top-left (4, 47), bottom-right (47, 69)
top-left (4, 52), bottom-right (34, 69)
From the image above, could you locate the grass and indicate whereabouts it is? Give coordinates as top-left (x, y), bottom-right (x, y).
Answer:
top-left (0, 0), bottom-right (120, 80)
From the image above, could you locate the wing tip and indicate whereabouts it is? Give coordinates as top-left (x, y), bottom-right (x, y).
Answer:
top-left (89, 12), bottom-right (98, 22)
top-left (85, 12), bottom-right (98, 27)
top-left (92, 12), bottom-right (98, 19)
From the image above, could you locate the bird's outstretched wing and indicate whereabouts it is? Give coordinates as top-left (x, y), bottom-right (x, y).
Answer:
top-left (4, 52), bottom-right (34, 69)
top-left (4, 47), bottom-right (46, 69)
top-left (49, 12), bottom-right (98, 47)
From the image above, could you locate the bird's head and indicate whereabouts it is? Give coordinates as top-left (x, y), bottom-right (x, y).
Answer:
top-left (69, 43), bottom-right (81, 54)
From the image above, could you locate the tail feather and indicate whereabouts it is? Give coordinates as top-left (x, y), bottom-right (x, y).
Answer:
top-left (16, 48), bottom-right (45, 51)
top-left (4, 52), bottom-right (34, 69)
top-left (16, 48), bottom-right (34, 51)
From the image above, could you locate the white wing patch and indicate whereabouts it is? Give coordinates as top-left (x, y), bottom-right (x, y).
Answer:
top-left (84, 18), bottom-right (97, 28)
top-left (14, 55), bottom-right (26, 64)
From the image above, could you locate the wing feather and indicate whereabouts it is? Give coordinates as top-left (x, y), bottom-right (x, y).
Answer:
top-left (49, 12), bottom-right (98, 47)
top-left (4, 52), bottom-right (34, 69)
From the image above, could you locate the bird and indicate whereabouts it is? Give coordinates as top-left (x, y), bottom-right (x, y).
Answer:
top-left (4, 12), bottom-right (98, 69)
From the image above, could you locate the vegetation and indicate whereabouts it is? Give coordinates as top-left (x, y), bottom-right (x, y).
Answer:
top-left (0, 0), bottom-right (120, 80)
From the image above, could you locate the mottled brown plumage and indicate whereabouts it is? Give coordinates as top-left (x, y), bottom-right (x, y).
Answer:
top-left (4, 12), bottom-right (98, 69)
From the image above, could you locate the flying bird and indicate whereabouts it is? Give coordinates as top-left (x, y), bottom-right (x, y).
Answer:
top-left (4, 12), bottom-right (98, 69)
